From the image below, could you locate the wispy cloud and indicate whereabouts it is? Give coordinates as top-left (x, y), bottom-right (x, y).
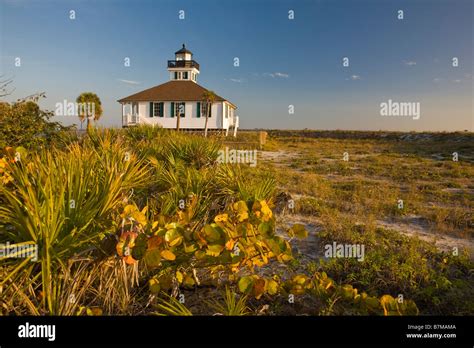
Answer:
top-left (272, 72), bottom-right (290, 78)
top-left (229, 78), bottom-right (243, 83)
top-left (346, 74), bottom-right (361, 81)
top-left (434, 76), bottom-right (469, 83)
top-left (262, 72), bottom-right (290, 78)
top-left (117, 79), bottom-right (140, 85)
top-left (403, 60), bottom-right (417, 66)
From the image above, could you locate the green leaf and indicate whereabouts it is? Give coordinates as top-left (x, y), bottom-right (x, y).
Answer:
top-left (131, 234), bottom-right (147, 260)
top-left (341, 284), bottom-right (354, 300)
top-left (266, 279), bottom-right (279, 295)
top-left (203, 224), bottom-right (225, 243)
top-left (165, 228), bottom-right (183, 247)
top-left (288, 224), bottom-right (308, 239)
top-left (144, 248), bottom-right (161, 268)
top-left (293, 274), bottom-right (308, 285)
top-left (238, 276), bottom-right (254, 294)
top-left (365, 296), bottom-right (381, 311)
top-left (206, 244), bottom-right (225, 257)
top-left (194, 250), bottom-right (206, 260)
top-left (184, 242), bottom-right (198, 253)
top-left (258, 221), bottom-right (274, 237)
top-left (149, 278), bottom-right (161, 294)
top-left (183, 275), bottom-right (196, 288)
top-left (15, 146), bottom-right (28, 160)
top-left (399, 300), bottom-right (419, 315)
top-left (265, 238), bottom-right (282, 255)
top-left (86, 307), bottom-right (103, 316)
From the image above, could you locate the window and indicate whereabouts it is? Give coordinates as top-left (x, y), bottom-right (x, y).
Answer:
top-left (153, 102), bottom-right (164, 117)
top-left (183, 72), bottom-right (188, 79)
top-left (174, 72), bottom-right (178, 80)
top-left (196, 102), bottom-right (201, 118)
top-left (175, 102), bottom-right (185, 118)
top-left (201, 103), bottom-right (211, 118)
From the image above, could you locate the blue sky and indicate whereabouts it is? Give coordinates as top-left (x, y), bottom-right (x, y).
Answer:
top-left (1, 0), bottom-right (472, 131)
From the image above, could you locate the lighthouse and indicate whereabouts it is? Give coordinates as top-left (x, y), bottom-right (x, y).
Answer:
top-left (118, 44), bottom-right (239, 136)
top-left (167, 44), bottom-right (200, 83)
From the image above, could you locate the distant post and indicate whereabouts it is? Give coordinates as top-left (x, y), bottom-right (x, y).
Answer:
top-left (259, 131), bottom-right (267, 150)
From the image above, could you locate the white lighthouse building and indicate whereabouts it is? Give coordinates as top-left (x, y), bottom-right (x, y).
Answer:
top-left (118, 44), bottom-right (239, 135)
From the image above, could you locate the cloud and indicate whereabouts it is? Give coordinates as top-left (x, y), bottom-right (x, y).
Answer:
top-left (229, 78), bottom-right (243, 83)
top-left (348, 75), bottom-right (361, 80)
top-left (262, 72), bottom-right (290, 78)
top-left (403, 60), bottom-right (417, 66)
top-left (117, 79), bottom-right (140, 85)
top-left (433, 78), bottom-right (442, 83)
top-left (272, 72), bottom-right (289, 78)
top-left (453, 79), bottom-right (461, 83)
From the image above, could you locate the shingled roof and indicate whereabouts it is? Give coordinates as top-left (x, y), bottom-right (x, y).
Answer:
top-left (117, 81), bottom-right (235, 107)
top-left (175, 44), bottom-right (193, 55)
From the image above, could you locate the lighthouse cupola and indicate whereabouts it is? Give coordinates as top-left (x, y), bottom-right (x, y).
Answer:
top-left (167, 44), bottom-right (200, 82)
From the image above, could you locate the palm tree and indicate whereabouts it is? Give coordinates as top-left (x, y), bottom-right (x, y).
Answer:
top-left (201, 90), bottom-right (216, 137)
top-left (76, 92), bottom-right (103, 130)
top-left (176, 103), bottom-right (182, 131)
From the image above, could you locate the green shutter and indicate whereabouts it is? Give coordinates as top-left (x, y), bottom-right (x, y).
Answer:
top-left (197, 102), bottom-right (201, 118)
top-left (149, 102), bottom-right (153, 117)
top-left (180, 102), bottom-right (185, 117)
top-left (171, 102), bottom-right (175, 117)
top-left (159, 102), bottom-right (164, 117)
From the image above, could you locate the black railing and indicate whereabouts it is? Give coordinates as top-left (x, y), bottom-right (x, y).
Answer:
top-left (167, 60), bottom-right (200, 70)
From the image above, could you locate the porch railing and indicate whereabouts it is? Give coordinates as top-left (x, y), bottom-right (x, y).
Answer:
top-left (122, 114), bottom-right (139, 126)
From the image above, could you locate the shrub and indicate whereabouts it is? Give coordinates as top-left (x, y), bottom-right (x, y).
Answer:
top-left (0, 95), bottom-right (71, 150)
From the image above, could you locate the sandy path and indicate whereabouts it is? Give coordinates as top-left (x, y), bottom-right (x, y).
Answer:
top-left (275, 213), bottom-right (473, 261)
top-left (377, 219), bottom-right (474, 255)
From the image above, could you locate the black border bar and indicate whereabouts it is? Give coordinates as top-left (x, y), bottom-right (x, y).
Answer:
top-left (0, 316), bottom-right (472, 346)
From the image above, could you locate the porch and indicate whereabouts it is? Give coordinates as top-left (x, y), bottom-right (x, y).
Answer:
top-left (121, 102), bottom-right (140, 127)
